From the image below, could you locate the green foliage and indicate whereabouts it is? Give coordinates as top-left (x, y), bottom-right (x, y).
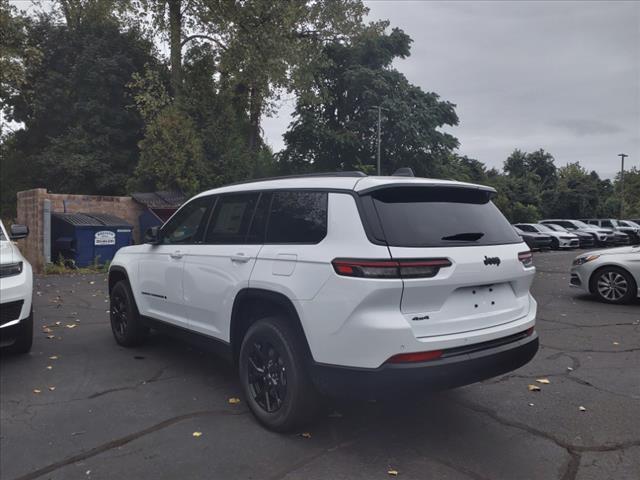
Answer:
top-left (1, 8), bottom-right (158, 216)
top-left (280, 27), bottom-right (459, 176)
top-left (130, 105), bottom-right (208, 195)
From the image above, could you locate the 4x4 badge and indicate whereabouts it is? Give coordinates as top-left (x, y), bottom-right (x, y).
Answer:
top-left (484, 256), bottom-right (501, 266)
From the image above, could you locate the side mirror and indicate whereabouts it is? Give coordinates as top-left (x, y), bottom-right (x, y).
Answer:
top-left (145, 226), bottom-right (161, 244)
top-left (10, 224), bottom-right (29, 240)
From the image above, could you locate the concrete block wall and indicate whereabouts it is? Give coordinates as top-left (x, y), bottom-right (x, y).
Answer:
top-left (16, 189), bottom-right (146, 273)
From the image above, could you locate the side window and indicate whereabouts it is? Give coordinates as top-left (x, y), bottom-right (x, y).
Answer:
top-left (602, 220), bottom-right (613, 228)
top-left (204, 193), bottom-right (259, 244)
top-left (266, 191), bottom-right (328, 244)
top-left (161, 196), bottom-right (213, 244)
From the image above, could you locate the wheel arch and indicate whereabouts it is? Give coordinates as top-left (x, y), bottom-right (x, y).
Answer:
top-left (108, 266), bottom-right (130, 294)
top-left (230, 288), bottom-right (312, 365)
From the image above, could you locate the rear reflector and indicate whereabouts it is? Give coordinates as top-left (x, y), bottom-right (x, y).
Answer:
top-left (386, 350), bottom-right (443, 364)
top-left (332, 258), bottom-right (451, 279)
top-left (518, 251), bottom-right (533, 268)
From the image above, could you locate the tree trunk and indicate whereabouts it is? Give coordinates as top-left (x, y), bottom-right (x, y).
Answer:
top-left (248, 86), bottom-right (262, 151)
top-left (168, 0), bottom-right (183, 99)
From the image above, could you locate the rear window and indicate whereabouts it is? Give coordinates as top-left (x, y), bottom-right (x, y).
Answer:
top-left (370, 187), bottom-right (521, 247)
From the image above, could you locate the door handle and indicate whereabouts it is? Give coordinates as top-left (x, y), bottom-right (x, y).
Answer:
top-left (170, 250), bottom-right (183, 259)
top-left (231, 253), bottom-right (250, 263)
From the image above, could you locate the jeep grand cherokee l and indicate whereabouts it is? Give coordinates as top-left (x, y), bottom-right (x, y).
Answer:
top-left (108, 172), bottom-right (538, 431)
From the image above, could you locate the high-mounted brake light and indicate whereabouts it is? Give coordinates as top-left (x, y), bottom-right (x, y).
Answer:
top-left (386, 350), bottom-right (443, 364)
top-left (518, 251), bottom-right (533, 268)
top-left (331, 258), bottom-right (452, 279)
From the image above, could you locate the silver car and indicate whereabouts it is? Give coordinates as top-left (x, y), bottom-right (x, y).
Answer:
top-left (570, 246), bottom-right (640, 304)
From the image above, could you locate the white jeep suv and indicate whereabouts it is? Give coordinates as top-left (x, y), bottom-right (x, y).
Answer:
top-left (108, 172), bottom-right (538, 430)
top-left (0, 220), bottom-right (33, 354)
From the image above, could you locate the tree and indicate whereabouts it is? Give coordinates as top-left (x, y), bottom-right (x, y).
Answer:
top-left (280, 27), bottom-right (459, 175)
top-left (0, 7), bottom-right (158, 209)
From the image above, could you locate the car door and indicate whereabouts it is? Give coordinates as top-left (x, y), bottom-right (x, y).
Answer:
top-left (181, 192), bottom-right (262, 340)
top-left (136, 196), bottom-right (213, 327)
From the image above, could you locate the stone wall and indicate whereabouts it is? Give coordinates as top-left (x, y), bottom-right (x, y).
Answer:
top-left (16, 189), bottom-right (145, 273)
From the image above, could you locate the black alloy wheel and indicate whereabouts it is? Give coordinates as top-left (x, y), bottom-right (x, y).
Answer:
top-left (247, 340), bottom-right (287, 413)
top-left (109, 280), bottom-right (148, 347)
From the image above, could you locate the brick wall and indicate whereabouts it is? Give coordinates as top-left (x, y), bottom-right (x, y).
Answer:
top-left (16, 189), bottom-right (146, 273)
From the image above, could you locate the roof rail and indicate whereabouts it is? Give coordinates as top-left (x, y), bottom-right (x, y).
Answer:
top-left (225, 171), bottom-right (367, 187)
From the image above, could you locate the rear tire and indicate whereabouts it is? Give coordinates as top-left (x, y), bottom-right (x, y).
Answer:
top-left (239, 316), bottom-right (319, 432)
top-left (110, 280), bottom-right (148, 347)
top-left (5, 308), bottom-right (33, 354)
top-left (590, 266), bottom-right (637, 304)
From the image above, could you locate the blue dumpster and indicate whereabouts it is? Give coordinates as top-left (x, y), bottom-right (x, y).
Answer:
top-left (51, 213), bottom-right (133, 267)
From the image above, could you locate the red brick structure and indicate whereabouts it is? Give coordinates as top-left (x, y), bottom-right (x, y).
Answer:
top-left (16, 189), bottom-right (145, 273)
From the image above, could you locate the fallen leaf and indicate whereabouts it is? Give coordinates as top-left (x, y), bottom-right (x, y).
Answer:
top-left (388, 470), bottom-right (399, 476)
top-left (567, 367), bottom-right (574, 371)
top-left (536, 378), bottom-right (551, 384)
top-left (89, 281), bottom-right (95, 285)
top-left (528, 403), bottom-right (535, 407)
top-left (46, 365), bottom-right (53, 370)
top-left (55, 321), bottom-right (61, 326)
top-left (192, 431), bottom-right (202, 437)
top-left (48, 386), bottom-right (56, 391)
top-left (46, 335), bottom-right (55, 339)
top-left (228, 397), bottom-right (241, 405)
top-left (579, 406), bottom-right (587, 412)
top-left (301, 432), bottom-right (312, 439)
top-left (49, 355), bottom-right (59, 360)
top-left (33, 389), bottom-right (41, 394)
top-left (613, 341), bottom-right (620, 346)
top-left (528, 384), bottom-right (541, 392)
top-left (66, 324), bottom-right (77, 329)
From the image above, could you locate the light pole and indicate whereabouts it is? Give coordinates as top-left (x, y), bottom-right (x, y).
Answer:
top-left (618, 153), bottom-right (628, 219)
top-left (371, 106), bottom-right (386, 175)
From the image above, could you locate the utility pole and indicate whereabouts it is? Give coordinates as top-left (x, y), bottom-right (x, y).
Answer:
top-left (618, 153), bottom-right (628, 219)
top-left (371, 106), bottom-right (386, 175)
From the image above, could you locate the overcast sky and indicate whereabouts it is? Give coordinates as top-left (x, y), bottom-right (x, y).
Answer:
top-left (263, 0), bottom-right (640, 178)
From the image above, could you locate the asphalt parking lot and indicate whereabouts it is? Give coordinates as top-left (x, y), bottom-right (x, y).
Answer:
top-left (1, 250), bottom-right (639, 480)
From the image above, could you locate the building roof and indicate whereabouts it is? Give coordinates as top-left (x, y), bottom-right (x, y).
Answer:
top-left (131, 191), bottom-right (186, 209)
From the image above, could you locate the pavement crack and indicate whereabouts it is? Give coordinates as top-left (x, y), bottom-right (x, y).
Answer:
top-left (12, 409), bottom-right (249, 480)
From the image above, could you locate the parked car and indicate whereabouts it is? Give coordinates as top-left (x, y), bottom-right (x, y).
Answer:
top-left (543, 224), bottom-right (595, 248)
top-left (513, 223), bottom-right (579, 249)
top-left (540, 219), bottom-right (615, 246)
top-left (571, 245), bottom-right (640, 304)
top-left (108, 171), bottom-right (539, 431)
top-left (582, 219), bottom-right (639, 245)
top-left (0, 220), bottom-right (33, 354)
top-left (513, 226), bottom-right (552, 251)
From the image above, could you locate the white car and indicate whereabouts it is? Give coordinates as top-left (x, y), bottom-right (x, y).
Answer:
top-left (0, 220), bottom-right (33, 353)
top-left (513, 223), bottom-right (580, 249)
top-left (108, 172), bottom-right (538, 431)
top-left (571, 245), bottom-right (640, 304)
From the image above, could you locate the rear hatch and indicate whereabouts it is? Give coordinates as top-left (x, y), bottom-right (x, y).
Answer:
top-left (366, 185), bottom-right (533, 338)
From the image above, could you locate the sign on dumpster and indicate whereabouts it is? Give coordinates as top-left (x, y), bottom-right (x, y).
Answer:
top-left (94, 230), bottom-right (116, 246)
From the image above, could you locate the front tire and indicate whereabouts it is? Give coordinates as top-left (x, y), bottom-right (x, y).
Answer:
top-left (551, 238), bottom-right (560, 250)
top-left (239, 316), bottom-right (318, 432)
top-left (5, 308), bottom-right (33, 354)
top-left (110, 280), bottom-right (148, 347)
top-left (590, 267), bottom-right (637, 304)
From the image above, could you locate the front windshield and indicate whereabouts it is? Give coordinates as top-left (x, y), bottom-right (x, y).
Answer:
top-left (622, 220), bottom-right (640, 228)
top-left (573, 220), bottom-right (591, 228)
top-left (536, 224), bottom-right (554, 232)
top-left (0, 222), bottom-right (6, 241)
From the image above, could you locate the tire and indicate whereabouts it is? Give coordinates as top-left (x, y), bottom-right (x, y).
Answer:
top-left (590, 266), bottom-right (637, 304)
top-left (239, 316), bottom-right (319, 432)
top-left (5, 308), bottom-right (33, 354)
top-left (110, 280), bottom-right (148, 347)
top-left (551, 238), bottom-right (560, 250)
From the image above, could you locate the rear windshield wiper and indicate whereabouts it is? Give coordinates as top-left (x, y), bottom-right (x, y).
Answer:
top-left (441, 232), bottom-right (485, 241)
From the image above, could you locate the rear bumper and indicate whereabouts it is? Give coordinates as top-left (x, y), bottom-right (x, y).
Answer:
top-left (311, 331), bottom-right (539, 398)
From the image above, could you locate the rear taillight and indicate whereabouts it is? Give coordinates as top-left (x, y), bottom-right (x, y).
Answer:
top-left (331, 258), bottom-right (451, 279)
top-left (386, 350), bottom-right (443, 364)
top-left (518, 251), bottom-right (533, 268)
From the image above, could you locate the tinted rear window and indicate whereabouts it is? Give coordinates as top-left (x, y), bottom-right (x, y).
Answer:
top-left (371, 187), bottom-right (521, 247)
